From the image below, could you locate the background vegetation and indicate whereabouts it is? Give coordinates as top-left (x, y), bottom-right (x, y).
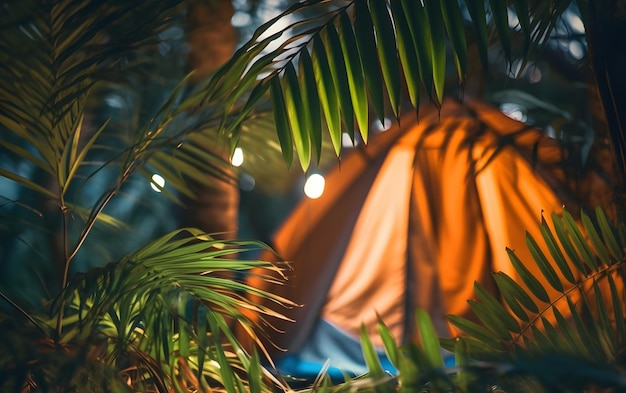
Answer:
top-left (1, 0), bottom-right (625, 392)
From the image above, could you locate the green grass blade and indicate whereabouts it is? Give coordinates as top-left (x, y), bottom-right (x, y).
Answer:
top-left (376, 316), bottom-right (400, 366)
top-left (415, 308), bottom-right (444, 367)
top-left (360, 324), bottom-right (385, 377)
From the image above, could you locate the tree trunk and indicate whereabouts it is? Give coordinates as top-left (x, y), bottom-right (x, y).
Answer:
top-left (182, 0), bottom-right (239, 239)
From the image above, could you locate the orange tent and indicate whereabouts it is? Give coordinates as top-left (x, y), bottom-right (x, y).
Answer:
top-left (242, 98), bottom-right (580, 376)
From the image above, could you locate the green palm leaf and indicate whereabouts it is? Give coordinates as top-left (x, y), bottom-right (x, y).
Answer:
top-left (52, 229), bottom-right (293, 391)
top-left (448, 207), bottom-right (626, 373)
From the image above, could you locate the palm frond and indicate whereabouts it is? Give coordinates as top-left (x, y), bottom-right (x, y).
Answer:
top-left (44, 228), bottom-right (294, 391)
top-left (440, 206), bottom-right (626, 389)
top-left (193, 0), bottom-right (576, 170)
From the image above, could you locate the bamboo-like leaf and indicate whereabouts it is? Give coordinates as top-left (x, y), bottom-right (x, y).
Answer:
top-left (283, 61), bottom-right (310, 171)
top-left (196, 306), bottom-right (208, 378)
top-left (207, 310), bottom-right (237, 393)
top-left (530, 325), bottom-right (556, 352)
top-left (354, 0), bottom-right (385, 122)
top-left (298, 49), bottom-right (322, 163)
top-left (620, 225), bottom-right (626, 248)
top-left (401, 0), bottom-right (434, 100)
top-left (469, 299), bottom-right (512, 341)
top-left (247, 348), bottom-right (262, 393)
top-left (270, 78), bottom-right (293, 167)
top-left (493, 273), bottom-right (530, 322)
top-left (415, 308), bottom-right (444, 367)
top-left (338, 10), bottom-right (369, 143)
top-left (566, 295), bottom-right (603, 359)
top-left (525, 231), bottom-right (564, 292)
top-left (607, 272), bottom-right (625, 344)
top-left (369, 0), bottom-right (401, 117)
top-left (312, 38), bottom-right (342, 156)
top-left (513, 0), bottom-right (531, 51)
top-left (595, 205), bottom-right (623, 261)
top-left (398, 349), bottom-right (420, 393)
top-left (440, 0), bottom-right (468, 80)
top-left (488, 0), bottom-right (512, 62)
top-left (475, 282), bottom-right (521, 333)
top-left (552, 305), bottom-right (588, 357)
top-left (0, 138), bottom-right (51, 174)
top-left (593, 278), bottom-right (617, 351)
top-left (562, 209), bottom-right (598, 270)
top-left (581, 209), bottom-right (610, 263)
top-left (0, 167), bottom-right (58, 200)
top-left (578, 291), bottom-right (615, 360)
top-left (446, 315), bottom-right (506, 350)
top-left (552, 212), bottom-right (587, 274)
top-left (376, 316), bottom-right (400, 366)
top-left (494, 271), bottom-right (539, 314)
top-left (360, 324), bottom-right (385, 377)
top-left (453, 338), bottom-right (470, 391)
top-left (390, 0), bottom-right (420, 109)
top-left (222, 80), bottom-right (272, 140)
top-left (63, 118), bottom-right (110, 195)
top-left (206, 31), bottom-right (282, 103)
top-left (323, 25), bottom-right (354, 135)
top-left (424, 0), bottom-right (446, 103)
top-left (540, 215), bottom-right (576, 284)
top-left (506, 247), bottom-right (551, 303)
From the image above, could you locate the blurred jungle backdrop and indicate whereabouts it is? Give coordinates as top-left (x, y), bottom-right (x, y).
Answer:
top-left (1, 0), bottom-right (625, 392)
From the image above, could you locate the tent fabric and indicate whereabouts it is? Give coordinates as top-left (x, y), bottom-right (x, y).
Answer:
top-left (239, 98), bottom-right (579, 366)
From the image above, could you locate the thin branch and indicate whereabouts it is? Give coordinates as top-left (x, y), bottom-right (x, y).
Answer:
top-left (0, 290), bottom-right (48, 336)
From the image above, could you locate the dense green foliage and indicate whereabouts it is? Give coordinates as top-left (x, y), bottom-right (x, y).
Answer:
top-left (1, 0), bottom-right (625, 392)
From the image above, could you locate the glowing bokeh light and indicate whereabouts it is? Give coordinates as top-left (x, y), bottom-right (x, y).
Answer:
top-left (231, 147), bottom-right (244, 167)
top-left (304, 173), bottom-right (325, 199)
top-left (150, 174), bottom-right (165, 192)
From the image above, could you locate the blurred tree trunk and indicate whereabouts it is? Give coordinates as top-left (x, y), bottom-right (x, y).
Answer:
top-left (182, 0), bottom-right (239, 240)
